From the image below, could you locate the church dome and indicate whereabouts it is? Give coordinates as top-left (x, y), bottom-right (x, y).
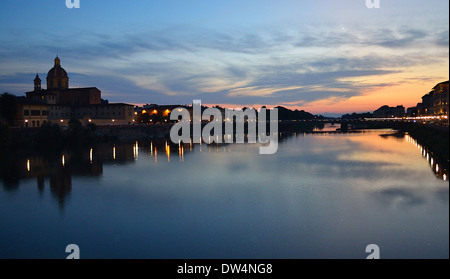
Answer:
top-left (47, 56), bottom-right (69, 89)
top-left (47, 56), bottom-right (68, 78)
top-left (47, 66), bottom-right (68, 79)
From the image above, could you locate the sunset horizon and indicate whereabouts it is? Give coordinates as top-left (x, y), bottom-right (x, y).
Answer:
top-left (0, 0), bottom-right (448, 116)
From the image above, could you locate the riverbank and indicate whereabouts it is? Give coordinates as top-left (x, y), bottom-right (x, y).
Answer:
top-left (1, 121), bottom-right (448, 162)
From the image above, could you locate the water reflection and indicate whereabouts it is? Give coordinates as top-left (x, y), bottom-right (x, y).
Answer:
top-left (313, 122), bottom-right (338, 132)
top-left (0, 139), bottom-right (204, 208)
top-left (404, 133), bottom-right (448, 181)
top-left (0, 130), bottom-right (447, 211)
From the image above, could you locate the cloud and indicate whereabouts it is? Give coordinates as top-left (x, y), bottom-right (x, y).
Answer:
top-left (434, 30), bottom-right (450, 47)
top-left (366, 28), bottom-right (428, 48)
top-left (372, 188), bottom-right (426, 208)
top-left (0, 22), bottom-right (448, 109)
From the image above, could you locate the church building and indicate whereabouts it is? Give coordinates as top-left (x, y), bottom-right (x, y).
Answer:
top-left (16, 56), bottom-right (134, 127)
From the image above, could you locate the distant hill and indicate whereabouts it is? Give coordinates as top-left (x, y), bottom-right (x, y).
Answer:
top-left (341, 112), bottom-right (374, 120)
top-left (274, 106), bottom-right (315, 120)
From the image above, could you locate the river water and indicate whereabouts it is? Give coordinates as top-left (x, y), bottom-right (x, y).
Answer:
top-left (0, 129), bottom-right (448, 258)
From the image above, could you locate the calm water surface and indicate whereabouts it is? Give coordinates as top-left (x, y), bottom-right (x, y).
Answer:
top-left (0, 130), bottom-right (448, 258)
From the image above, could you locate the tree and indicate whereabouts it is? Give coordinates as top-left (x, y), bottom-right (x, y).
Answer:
top-left (0, 93), bottom-right (18, 126)
top-left (87, 122), bottom-right (97, 132)
top-left (68, 118), bottom-right (82, 131)
top-left (0, 123), bottom-right (11, 147)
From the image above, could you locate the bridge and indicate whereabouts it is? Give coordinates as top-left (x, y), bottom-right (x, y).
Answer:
top-left (273, 115), bottom-right (449, 133)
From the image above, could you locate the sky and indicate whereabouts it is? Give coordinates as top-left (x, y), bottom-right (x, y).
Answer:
top-left (0, 0), bottom-right (448, 116)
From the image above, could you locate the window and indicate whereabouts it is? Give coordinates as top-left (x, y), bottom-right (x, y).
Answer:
top-left (24, 110), bottom-right (30, 116)
top-left (42, 110), bottom-right (48, 116)
top-left (31, 110), bottom-right (40, 116)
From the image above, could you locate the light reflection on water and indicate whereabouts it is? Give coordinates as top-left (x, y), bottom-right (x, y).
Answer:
top-left (0, 130), bottom-right (448, 259)
top-left (404, 134), bottom-right (448, 181)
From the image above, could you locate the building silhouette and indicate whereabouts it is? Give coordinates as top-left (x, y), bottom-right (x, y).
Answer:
top-left (373, 105), bottom-right (405, 118)
top-left (407, 80), bottom-right (449, 117)
top-left (14, 56), bottom-right (134, 127)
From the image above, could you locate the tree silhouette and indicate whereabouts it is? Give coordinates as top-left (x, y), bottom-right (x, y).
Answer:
top-left (68, 118), bottom-right (82, 131)
top-left (0, 93), bottom-right (17, 126)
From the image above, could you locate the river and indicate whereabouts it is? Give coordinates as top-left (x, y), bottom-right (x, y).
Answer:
top-left (0, 129), bottom-right (448, 258)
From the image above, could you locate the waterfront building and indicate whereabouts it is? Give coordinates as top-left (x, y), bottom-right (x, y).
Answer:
top-left (14, 56), bottom-right (134, 127)
top-left (430, 81), bottom-right (449, 115)
top-left (410, 80), bottom-right (449, 117)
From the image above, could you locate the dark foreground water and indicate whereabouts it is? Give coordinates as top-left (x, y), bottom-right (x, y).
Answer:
top-left (0, 130), bottom-right (448, 259)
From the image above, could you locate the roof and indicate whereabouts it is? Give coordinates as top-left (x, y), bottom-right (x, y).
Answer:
top-left (67, 87), bottom-right (99, 91)
top-left (47, 65), bottom-right (68, 79)
top-left (26, 87), bottom-right (101, 94)
top-left (108, 103), bottom-right (135, 106)
top-left (45, 103), bottom-right (134, 108)
top-left (433, 80), bottom-right (449, 89)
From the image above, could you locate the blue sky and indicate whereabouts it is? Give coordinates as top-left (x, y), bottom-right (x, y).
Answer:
top-left (0, 0), bottom-right (448, 115)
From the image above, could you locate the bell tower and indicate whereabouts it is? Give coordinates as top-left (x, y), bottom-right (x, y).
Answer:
top-left (34, 73), bottom-right (41, 91)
